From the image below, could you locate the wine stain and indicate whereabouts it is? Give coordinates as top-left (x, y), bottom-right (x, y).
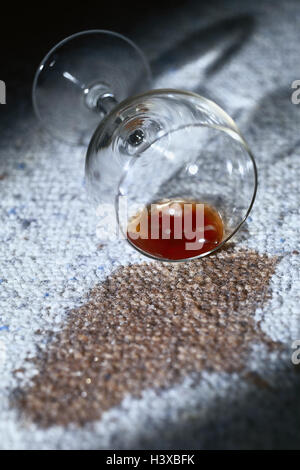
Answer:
top-left (13, 247), bottom-right (281, 427)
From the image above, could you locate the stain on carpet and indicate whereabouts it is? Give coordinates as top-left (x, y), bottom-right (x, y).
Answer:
top-left (14, 248), bottom-right (280, 427)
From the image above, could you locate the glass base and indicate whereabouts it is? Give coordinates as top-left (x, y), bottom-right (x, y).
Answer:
top-left (32, 30), bottom-right (152, 145)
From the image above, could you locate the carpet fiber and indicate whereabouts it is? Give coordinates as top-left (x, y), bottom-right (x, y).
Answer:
top-left (0, 0), bottom-right (300, 449)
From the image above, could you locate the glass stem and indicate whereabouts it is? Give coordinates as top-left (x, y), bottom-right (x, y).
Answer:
top-left (84, 83), bottom-right (118, 115)
top-left (96, 93), bottom-right (118, 115)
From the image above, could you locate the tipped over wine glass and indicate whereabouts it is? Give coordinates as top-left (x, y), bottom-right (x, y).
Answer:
top-left (33, 30), bottom-right (257, 262)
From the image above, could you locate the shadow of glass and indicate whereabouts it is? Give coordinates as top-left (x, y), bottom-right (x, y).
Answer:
top-left (151, 14), bottom-right (255, 85)
top-left (245, 86), bottom-right (300, 169)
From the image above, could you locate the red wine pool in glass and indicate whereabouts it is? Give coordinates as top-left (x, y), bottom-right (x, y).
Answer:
top-left (127, 199), bottom-right (224, 260)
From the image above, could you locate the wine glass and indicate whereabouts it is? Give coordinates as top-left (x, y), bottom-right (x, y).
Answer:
top-left (33, 30), bottom-right (257, 262)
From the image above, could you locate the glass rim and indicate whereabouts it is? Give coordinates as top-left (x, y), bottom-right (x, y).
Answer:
top-left (122, 153), bottom-right (257, 262)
